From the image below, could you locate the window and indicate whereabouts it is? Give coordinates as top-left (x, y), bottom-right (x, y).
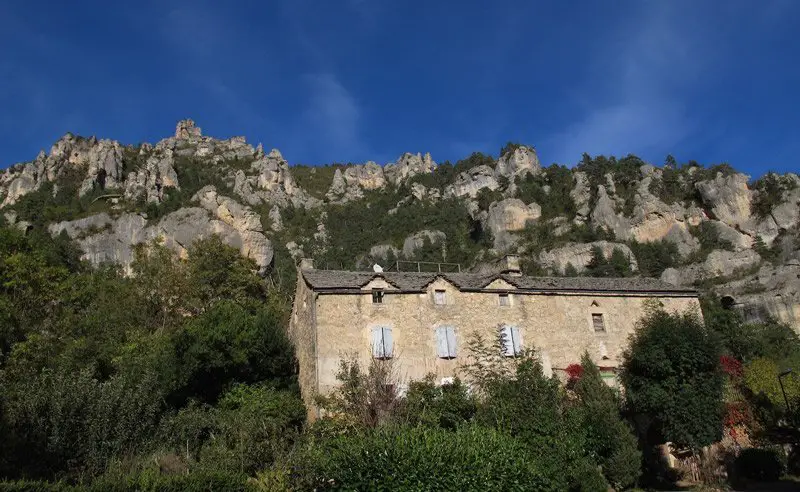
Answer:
top-left (435, 326), bottom-right (457, 359)
top-left (498, 293), bottom-right (510, 306)
top-left (371, 326), bottom-right (393, 359)
top-left (372, 289), bottom-right (384, 304)
top-left (499, 325), bottom-right (522, 357)
top-left (434, 289), bottom-right (446, 305)
top-left (592, 313), bottom-right (606, 333)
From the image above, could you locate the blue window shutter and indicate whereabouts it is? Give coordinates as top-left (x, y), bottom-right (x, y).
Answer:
top-left (382, 327), bottom-right (393, 358)
top-left (371, 327), bottom-right (383, 358)
top-left (511, 326), bottom-right (522, 355)
top-left (500, 325), bottom-right (514, 357)
top-left (436, 327), bottom-right (449, 358)
top-left (446, 326), bottom-right (457, 358)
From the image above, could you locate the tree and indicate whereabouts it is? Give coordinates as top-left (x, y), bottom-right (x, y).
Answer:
top-left (621, 307), bottom-right (725, 451)
top-left (574, 352), bottom-right (641, 489)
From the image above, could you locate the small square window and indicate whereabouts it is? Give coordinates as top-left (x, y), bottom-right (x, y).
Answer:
top-left (372, 289), bottom-right (384, 304)
top-left (499, 293), bottom-right (510, 306)
top-left (592, 313), bottom-right (606, 333)
top-left (434, 289), bottom-right (446, 305)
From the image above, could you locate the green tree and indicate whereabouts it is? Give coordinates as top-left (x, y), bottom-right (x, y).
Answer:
top-left (621, 307), bottom-right (725, 451)
top-left (574, 353), bottom-right (641, 489)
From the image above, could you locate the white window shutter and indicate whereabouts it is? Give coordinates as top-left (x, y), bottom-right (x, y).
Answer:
top-left (371, 327), bottom-right (384, 358)
top-left (511, 326), bottom-right (522, 355)
top-left (435, 327), bottom-right (449, 358)
top-left (446, 326), bottom-right (457, 358)
top-left (500, 325), bottom-right (514, 357)
top-left (382, 327), bottom-right (393, 358)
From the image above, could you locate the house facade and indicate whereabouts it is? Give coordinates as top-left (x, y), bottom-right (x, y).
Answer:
top-left (288, 257), bottom-right (700, 418)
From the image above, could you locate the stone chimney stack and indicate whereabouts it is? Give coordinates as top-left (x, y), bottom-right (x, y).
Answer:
top-left (299, 258), bottom-right (315, 270)
top-left (501, 254), bottom-right (522, 276)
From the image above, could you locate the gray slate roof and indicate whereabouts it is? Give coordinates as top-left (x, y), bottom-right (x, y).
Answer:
top-left (301, 269), bottom-right (696, 294)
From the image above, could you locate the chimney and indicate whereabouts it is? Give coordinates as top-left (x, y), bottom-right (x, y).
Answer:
top-left (299, 258), bottom-right (315, 270)
top-left (501, 254), bottom-right (522, 276)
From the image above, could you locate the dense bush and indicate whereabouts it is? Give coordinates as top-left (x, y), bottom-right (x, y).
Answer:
top-left (629, 239), bottom-right (681, 277)
top-left (294, 425), bottom-right (573, 491)
top-left (734, 447), bottom-right (786, 482)
top-left (622, 307), bottom-right (725, 450)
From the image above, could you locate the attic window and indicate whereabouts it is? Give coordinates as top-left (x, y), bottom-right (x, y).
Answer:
top-left (499, 293), bottom-right (510, 306)
top-left (592, 313), bottom-right (606, 333)
top-left (434, 289), bottom-right (446, 305)
top-left (372, 289), bottom-right (384, 304)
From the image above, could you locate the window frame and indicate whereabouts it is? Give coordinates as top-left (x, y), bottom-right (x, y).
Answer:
top-left (435, 325), bottom-right (457, 359)
top-left (433, 289), bottom-right (447, 305)
top-left (498, 293), bottom-right (511, 307)
top-left (372, 289), bottom-right (384, 304)
top-left (371, 326), bottom-right (393, 359)
top-left (591, 313), bottom-right (606, 333)
top-left (499, 324), bottom-right (522, 357)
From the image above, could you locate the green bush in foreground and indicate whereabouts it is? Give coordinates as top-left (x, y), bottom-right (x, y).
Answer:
top-left (293, 424), bottom-right (576, 491)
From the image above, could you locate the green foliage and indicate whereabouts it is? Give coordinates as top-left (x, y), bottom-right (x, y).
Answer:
top-left (734, 447), bottom-right (786, 482)
top-left (317, 190), bottom-right (488, 269)
top-left (0, 226), bottom-right (299, 483)
top-left (291, 163), bottom-right (351, 198)
top-left (516, 165), bottom-right (576, 220)
top-left (585, 246), bottom-right (632, 277)
top-left (574, 353), bottom-right (641, 489)
top-left (687, 221), bottom-right (735, 262)
top-left (621, 308), bottom-right (725, 450)
top-left (162, 385), bottom-right (304, 475)
top-left (453, 152), bottom-right (495, 174)
top-left (743, 358), bottom-right (800, 409)
top-left (576, 153), bottom-right (643, 215)
top-left (293, 424), bottom-right (569, 491)
top-left (751, 173), bottom-right (797, 219)
top-left (629, 239), bottom-right (681, 277)
top-left (399, 375), bottom-right (477, 429)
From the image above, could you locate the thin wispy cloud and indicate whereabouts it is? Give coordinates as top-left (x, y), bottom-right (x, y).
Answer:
top-left (301, 73), bottom-right (365, 161)
top-left (543, 3), bottom-right (703, 165)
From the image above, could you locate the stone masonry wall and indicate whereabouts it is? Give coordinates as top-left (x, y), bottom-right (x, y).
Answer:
top-left (309, 278), bottom-right (700, 403)
top-left (287, 275), bottom-right (318, 419)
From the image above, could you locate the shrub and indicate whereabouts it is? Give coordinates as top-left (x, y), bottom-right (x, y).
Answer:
top-left (621, 307), bottom-right (725, 450)
top-left (292, 425), bottom-right (569, 491)
top-left (734, 447), bottom-right (785, 482)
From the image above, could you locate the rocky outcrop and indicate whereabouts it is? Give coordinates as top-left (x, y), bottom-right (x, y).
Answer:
top-left (445, 165), bottom-right (500, 199)
top-left (660, 249), bottom-right (762, 286)
top-left (175, 119), bottom-right (202, 140)
top-left (486, 198), bottom-right (542, 251)
top-left (384, 153), bottom-right (436, 186)
top-left (402, 230), bottom-right (447, 259)
top-left (124, 148), bottom-right (179, 203)
top-left (591, 186), bottom-right (631, 239)
top-left (695, 172), bottom-right (753, 229)
top-left (495, 146), bottom-right (541, 178)
top-left (48, 187), bottom-right (273, 274)
top-left (326, 162), bottom-right (386, 202)
top-left (538, 241), bottom-right (638, 275)
top-left (571, 172), bottom-right (591, 222)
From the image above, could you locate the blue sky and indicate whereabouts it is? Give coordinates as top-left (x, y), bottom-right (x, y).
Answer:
top-left (1, 1), bottom-right (799, 176)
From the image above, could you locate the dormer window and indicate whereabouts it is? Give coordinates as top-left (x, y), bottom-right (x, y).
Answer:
top-left (434, 289), bottom-right (446, 305)
top-left (372, 289), bottom-right (384, 304)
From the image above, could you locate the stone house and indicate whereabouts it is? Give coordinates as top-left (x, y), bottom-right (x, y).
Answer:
top-left (288, 257), bottom-right (700, 418)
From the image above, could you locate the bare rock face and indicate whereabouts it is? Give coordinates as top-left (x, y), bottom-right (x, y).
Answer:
top-left (717, 262), bottom-right (800, 332)
top-left (48, 187), bottom-right (273, 274)
top-left (402, 229), bottom-right (447, 259)
top-left (571, 172), bottom-right (591, 222)
top-left (444, 165), bottom-right (500, 199)
top-left (486, 198), bottom-right (542, 251)
top-left (538, 241), bottom-right (638, 275)
top-left (591, 186), bottom-right (631, 239)
top-left (175, 119), bottom-right (202, 140)
top-left (495, 146), bottom-right (541, 178)
top-left (233, 149), bottom-right (320, 209)
top-left (708, 220), bottom-right (753, 251)
top-left (369, 244), bottom-right (401, 262)
top-left (695, 172), bottom-right (753, 229)
top-left (661, 249), bottom-right (761, 286)
top-left (384, 152), bottom-right (436, 186)
top-left (627, 177), bottom-right (700, 256)
top-left (326, 162), bottom-right (386, 202)
top-left (193, 186), bottom-right (273, 271)
top-left (124, 148), bottom-right (180, 203)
